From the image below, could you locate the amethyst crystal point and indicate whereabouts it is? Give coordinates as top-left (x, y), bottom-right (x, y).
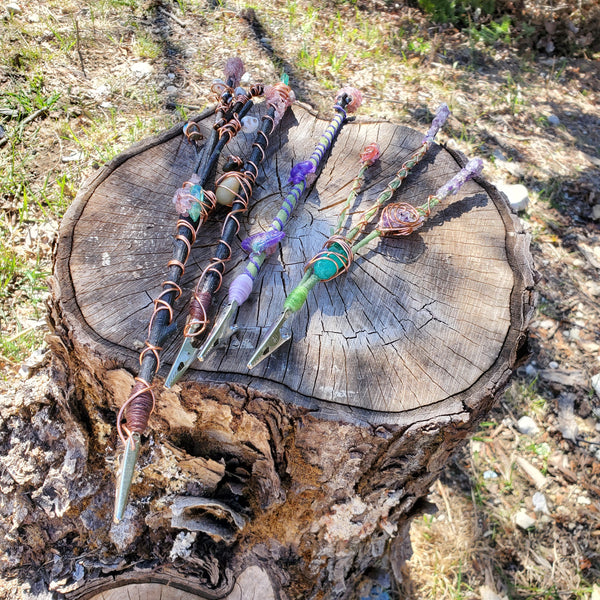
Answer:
top-left (224, 57), bottom-right (245, 87)
top-left (423, 103), bottom-right (450, 145)
top-left (242, 230), bottom-right (285, 255)
top-left (288, 160), bottom-right (316, 185)
top-left (435, 157), bottom-right (484, 200)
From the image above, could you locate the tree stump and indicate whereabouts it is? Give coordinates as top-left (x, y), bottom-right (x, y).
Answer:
top-left (41, 102), bottom-right (534, 598)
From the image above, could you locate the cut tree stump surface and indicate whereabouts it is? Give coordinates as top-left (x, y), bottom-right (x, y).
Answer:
top-left (56, 102), bottom-right (530, 425)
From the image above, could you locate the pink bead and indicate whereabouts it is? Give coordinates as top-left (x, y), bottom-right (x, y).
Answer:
top-left (337, 87), bottom-right (363, 113)
top-left (224, 58), bottom-right (245, 87)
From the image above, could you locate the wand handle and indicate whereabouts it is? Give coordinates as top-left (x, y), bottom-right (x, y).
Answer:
top-left (228, 91), bottom-right (357, 307)
top-left (184, 82), bottom-right (295, 339)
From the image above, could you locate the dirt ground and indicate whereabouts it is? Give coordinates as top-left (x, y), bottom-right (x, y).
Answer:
top-left (1, 0), bottom-right (599, 598)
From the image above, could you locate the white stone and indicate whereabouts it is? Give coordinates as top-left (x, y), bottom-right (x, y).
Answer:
top-left (6, 3), bottom-right (22, 15)
top-left (548, 361), bottom-right (559, 369)
top-left (593, 204), bottom-right (600, 220)
top-left (577, 495), bottom-right (591, 505)
top-left (517, 415), bottom-right (539, 436)
top-left (515, 510), bottom-right (536, 530)
top-left (532, 491), bottom-right (549, 514)
top-left (483, 470), bottom-right (498, 479)
top-left (592, 373), bottom-right (600, 399)
top-left (495, 182), bottom-right (529, 212)
top-left (131, 61), bottom-right (154, 75)
top-left (166, 85), bottom-right (177, 93)
top-left (525, 363), bottom-right (538, 377)
top-left (548, 114), bottom-right (560, 125)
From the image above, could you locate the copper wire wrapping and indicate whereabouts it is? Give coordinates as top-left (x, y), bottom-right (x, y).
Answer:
top-left (183, 121), bottom-right (203, 144)
top-left (304, 234), bottom-right (354, 281)
top-left (377, 202), bottom-right (426, 237)
top-left (184, 168), bottom-right (257, 338)
top-left (218, 113), bottom-right (242, 139)
top-left (117, 378), bottom-right (156, 443)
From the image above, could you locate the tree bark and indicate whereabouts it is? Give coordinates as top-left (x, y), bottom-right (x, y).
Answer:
top-left (2, 102), bottom-right (535, 599)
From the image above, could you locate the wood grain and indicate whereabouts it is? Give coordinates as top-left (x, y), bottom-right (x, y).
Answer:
top-left (59, 102), bottom-right (522, 420)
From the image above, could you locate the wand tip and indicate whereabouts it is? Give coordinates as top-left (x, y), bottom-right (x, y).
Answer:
top-left (337, 87), bottom-right (363, 113)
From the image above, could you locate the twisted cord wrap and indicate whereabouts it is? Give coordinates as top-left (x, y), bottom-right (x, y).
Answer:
top-left (117, 378), bottom-right (156, 444)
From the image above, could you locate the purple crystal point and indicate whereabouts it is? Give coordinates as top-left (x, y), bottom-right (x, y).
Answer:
top-left (242, 230), bottom-right (285, 255)
top-left (435, 158), bottom-right (483, 200)
top-left (423, 103), bottom-right (450, 145)
top-left (288, 160), bottom-right (316, 185)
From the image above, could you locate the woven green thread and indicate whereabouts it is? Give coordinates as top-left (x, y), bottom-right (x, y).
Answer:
top-left (284, 273), bottom-right (319, 312)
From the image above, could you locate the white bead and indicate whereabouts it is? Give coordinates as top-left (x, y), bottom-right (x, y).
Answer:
top-left (241, 116), bottom-right (259, 134)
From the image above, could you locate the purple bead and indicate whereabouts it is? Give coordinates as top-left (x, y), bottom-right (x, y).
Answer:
top-left (229, 273), bottom-right (254, 305)
top-left (288, 160), bottom-right (316, 185)
top-left (242, 230), bottom-right (285, 255)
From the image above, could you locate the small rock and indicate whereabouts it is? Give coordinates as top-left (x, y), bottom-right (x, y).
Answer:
top-left (495, 182), bottom-right (529, 212)
top-left (539, 319), bottom-right (555, 330)
top-left (61, 150), bottom-right (84, 163)
top-left (165, 85), bottom-right (177, 93)
top-left (131, 61), bottom-right (154, 76)
top-left (548, 114), bottom-right (560, 126)
top-left (592, 373), bottom-right (600, 399)
top-left (524, 363), bottom-right (538, 377)
top-left (593, 205), bottom-right (600, 220)
top-left (6, 3), bottom-right (22, 15)
top-left (577, 495), bottom-right (591, 505)
top-left (517, 415), bottom-right (539, 436)
top-left (532, 491), bottom-right (549, 514)
top-left (167, 72), bottom-right (175, 79)
top-left (515, 510), bottom-right (536, 530)
top-left (483, 470), bottom-right (498, 479)
top-left (100, 101), bottom-right (113, 108)
top-left (28, 12), bottom-right (39, 22)
top-left (549, 361), bottom-right (559, 369)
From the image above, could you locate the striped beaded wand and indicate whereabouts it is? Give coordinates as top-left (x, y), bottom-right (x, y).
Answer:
top-left (164, 78), bottom-right (295, 386)
top-left (249, 103), bottom-right (452, 368)
top-left (113, 58), bottom-right (267, 522)
top-left (165, 87), bottom-right (363, 377)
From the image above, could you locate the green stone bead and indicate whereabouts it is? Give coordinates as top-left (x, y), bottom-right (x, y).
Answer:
top-left (313, 242), bottom-right (348, 281)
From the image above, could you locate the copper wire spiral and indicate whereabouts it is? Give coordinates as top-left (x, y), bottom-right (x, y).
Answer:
top-left (305, 234), bottom-right (354, 281)
top-left (184, 168), bottom-right (257, 337)
top-left (377, 202), bottom-right (426, 237)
